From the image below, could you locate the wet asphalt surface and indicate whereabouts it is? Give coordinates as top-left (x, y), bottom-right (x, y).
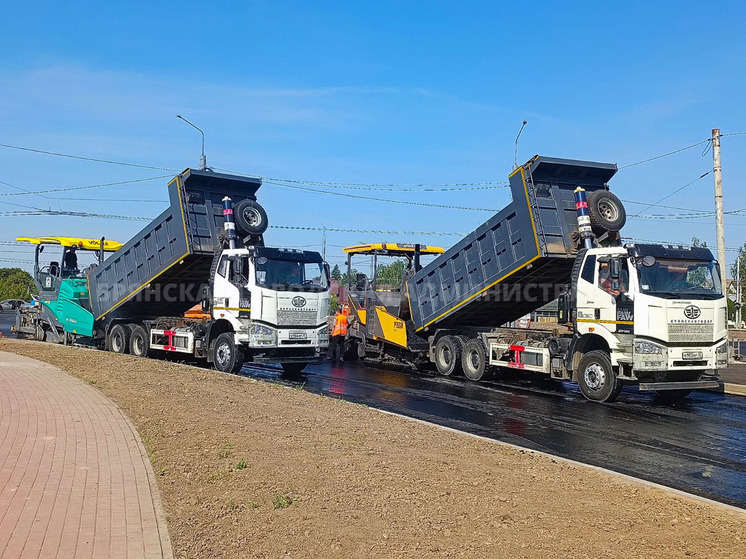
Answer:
top-left (2, 313), bottom-right (744, 509)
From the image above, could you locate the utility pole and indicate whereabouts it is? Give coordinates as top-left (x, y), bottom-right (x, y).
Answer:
top-left (712, 128), bottom-right (726, 275)
top-left (737, 255), bottom-right (742, 328)
top-left (322, 226), bottom-right (326, 261)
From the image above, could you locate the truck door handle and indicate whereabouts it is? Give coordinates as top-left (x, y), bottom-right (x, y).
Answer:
top-left (586, 300), bottom-right (594, 304)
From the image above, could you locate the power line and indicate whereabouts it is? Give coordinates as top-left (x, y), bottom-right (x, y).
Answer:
top-left (269, 224), bottom-right (464, 236)
top-left (0, 179), bottom-right (52, 200)
top-left (211, 166), bottom-right (509, 191)
top-left (0, 143), bottom-right (179, 171)
top-left (629, 170), bottom-right (713, 216)
top-left (619, 139), bottom-right (711, 169)
top-left (0, 175), bottom-right (173, 198)
top-left (0, 210), bottom-right (467, 236)
top-left (620, 199), bottom-right (710, 213)
top-left (263, 180), bottom-right (495, 212)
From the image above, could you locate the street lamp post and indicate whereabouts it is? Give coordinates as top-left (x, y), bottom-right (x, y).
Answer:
top-left (176, 115), bottom-right (207, 170)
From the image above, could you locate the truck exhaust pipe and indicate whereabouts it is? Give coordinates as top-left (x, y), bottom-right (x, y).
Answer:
top-left (222, 196), bottom-right (237, 249)
top-left (574, 187), bottom-right (595, 250)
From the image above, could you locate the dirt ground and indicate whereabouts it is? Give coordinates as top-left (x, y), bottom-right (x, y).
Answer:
top-left (2, 338), bottom-right (744, 559)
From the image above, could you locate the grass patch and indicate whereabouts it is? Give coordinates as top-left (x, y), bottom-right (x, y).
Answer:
top-left (205, 471), bottom-right (229, 484)
top-left (273, 493), bottom-right (293, 509)
top-left (235, 460), bottom-right (247, 470)
top-left (218, 441), bottom-right (234, 458)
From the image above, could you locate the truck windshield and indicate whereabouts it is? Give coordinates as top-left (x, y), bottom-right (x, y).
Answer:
top-left (255, 258), bottom-right (328, 292)
top-left (636, 258), bottom-right (722, 299)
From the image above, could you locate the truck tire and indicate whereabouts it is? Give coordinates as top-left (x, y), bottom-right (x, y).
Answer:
top-left (434, 335), bottom-right (464, 376)
top-left (462, 338), bottom-right (489, 381)
top-left (577, 350), bottom-right (622, 402)
top-left (106, 324), bottom-right (131, 354)
top-left (212, 332), bottom-right (245, 374)
top-left (587, 190), bottom-right (626, 233)
top-left (129, 325), bottom-right (151, 358)
top-left (234, 200), bottom-right (268, 236)
top-left (281, 363), bottom-right (306, 377)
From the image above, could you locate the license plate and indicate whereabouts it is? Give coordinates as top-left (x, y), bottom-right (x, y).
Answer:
top-left (682, 351), bottom-right (702, 360)
top-left (289, 332), bottom-right (307, 340)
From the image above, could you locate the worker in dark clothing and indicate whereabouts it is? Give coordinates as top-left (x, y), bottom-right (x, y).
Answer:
top-left (62, 247), bottom-right (79, 277)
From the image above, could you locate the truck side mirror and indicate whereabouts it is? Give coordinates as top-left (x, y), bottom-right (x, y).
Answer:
top-left (323, 262), bottom-right (331, 282)
top-left (230, 256), bottom-right (246, 285)
top-left (610, 258), bottom-right (621, 280)
top-left (557, 293), bottom-right (571, 324)
top-left (201, 285), bottom-right (210, 313)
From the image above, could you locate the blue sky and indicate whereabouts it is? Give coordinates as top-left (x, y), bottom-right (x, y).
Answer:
top-left (1, 1), bottom-right (745, 273)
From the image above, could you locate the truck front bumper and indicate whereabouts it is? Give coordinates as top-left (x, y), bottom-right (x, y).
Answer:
top-left (638, 379), bottom-right (720, 391)
top-left (632, 339), bottom-right (728, 373)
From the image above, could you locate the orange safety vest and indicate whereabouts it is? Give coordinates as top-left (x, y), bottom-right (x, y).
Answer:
top-left (331, 313), bottom-right (348, 337)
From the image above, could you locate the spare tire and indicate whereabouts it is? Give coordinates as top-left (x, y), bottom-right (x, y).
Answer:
top-left (587, 190), bottom-right (626, 233)
top-left (234, 199), bottom-right (268, 236)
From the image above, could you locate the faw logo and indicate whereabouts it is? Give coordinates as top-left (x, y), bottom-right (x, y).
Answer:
top-left (292, 296), bottom-right (307, 308)
top-left (684, 305), bottom-right (701, 320)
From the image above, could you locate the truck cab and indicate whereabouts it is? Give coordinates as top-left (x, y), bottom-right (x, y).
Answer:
top-left (569, 243), bottom-right (727, 399)
top-left (209, 246), bottom-right (330, 373)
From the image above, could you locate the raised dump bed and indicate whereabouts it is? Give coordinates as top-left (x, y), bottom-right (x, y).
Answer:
top-left (407, 156), bottom-right (618, 333)
top-left (88, 169), bottom-right (262, 322)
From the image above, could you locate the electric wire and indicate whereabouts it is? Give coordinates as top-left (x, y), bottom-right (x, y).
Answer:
top-left (0, 175), bottom-right (173, 197)
top-left (262, 180), bottom-right (496, 211)
top-left (629, 170), bottom-right (713, 216)
top-left (0, 143), bottom-right (179, 171)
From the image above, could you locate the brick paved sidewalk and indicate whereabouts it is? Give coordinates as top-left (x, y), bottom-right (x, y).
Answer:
top-left (0, 352), bottom-right (173, 558)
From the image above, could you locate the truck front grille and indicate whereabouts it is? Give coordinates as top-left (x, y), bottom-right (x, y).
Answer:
top-left (667, 323), bottom-right (713, 343)
top-left (277, 309), bottom-right (317, 326)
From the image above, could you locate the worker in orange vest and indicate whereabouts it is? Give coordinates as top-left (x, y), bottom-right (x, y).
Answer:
top-left (330, 308), bottom-right (348, 362)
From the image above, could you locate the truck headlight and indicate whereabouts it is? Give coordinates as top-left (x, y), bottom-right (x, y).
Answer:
top-left (635, 341), bottom-right (664, 354)
top-left (250, 324), bottom-right (277, 345)
top-left (716, 343), bottom-right (728, 362)
top-left (317, 328), bottom-right (329, 345)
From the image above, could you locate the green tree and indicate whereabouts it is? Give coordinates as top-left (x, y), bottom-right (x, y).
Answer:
top-left (330, 264), bottom-right (342, 280)
top-left (330, 293), bottom-right (339, 313)
top-left (376, 260), bottom-right (406, 287)
top-left (691, 237), bottom-right (708, 248)
top-left (730, 242), bottom-right (746, 323)
top-left (340, 268), bottom-right (359, 287)
top-left (0, 268), bottom-right (37, 301)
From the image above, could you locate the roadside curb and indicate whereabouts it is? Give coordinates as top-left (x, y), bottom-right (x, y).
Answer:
top-left (721, 383), bottom-right (746, 396)
top-left (704, 382), bottom-right (746, 397)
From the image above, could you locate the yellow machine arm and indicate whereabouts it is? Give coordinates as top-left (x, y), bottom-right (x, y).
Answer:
top-left (16, 236), bottom-right (124, 252)
top-left (343, 243), bottom-right (444, 256)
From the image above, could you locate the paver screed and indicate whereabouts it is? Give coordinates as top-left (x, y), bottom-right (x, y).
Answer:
top-left (0, 351), bottom-right (173, 558)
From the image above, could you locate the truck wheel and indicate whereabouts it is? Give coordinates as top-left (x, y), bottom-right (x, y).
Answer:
top-left (587, 190), bottom-right (626, 233)
top-left (129, 325), bottom-right (151, 358)
top-left (281, 363), bottom-right (306, 377)
top-left (577, 350), bottom-right (621, 402)
top-left (106, 324), bottom-right (131, 354)
top-left (212, 332), bottom-right (245, 374)
top-left (434, 335), bottom-right (464, 376)
top-left (234, 200), bottom-right (268, 236)
top-left (462, 339), bottom-right (489, 381)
